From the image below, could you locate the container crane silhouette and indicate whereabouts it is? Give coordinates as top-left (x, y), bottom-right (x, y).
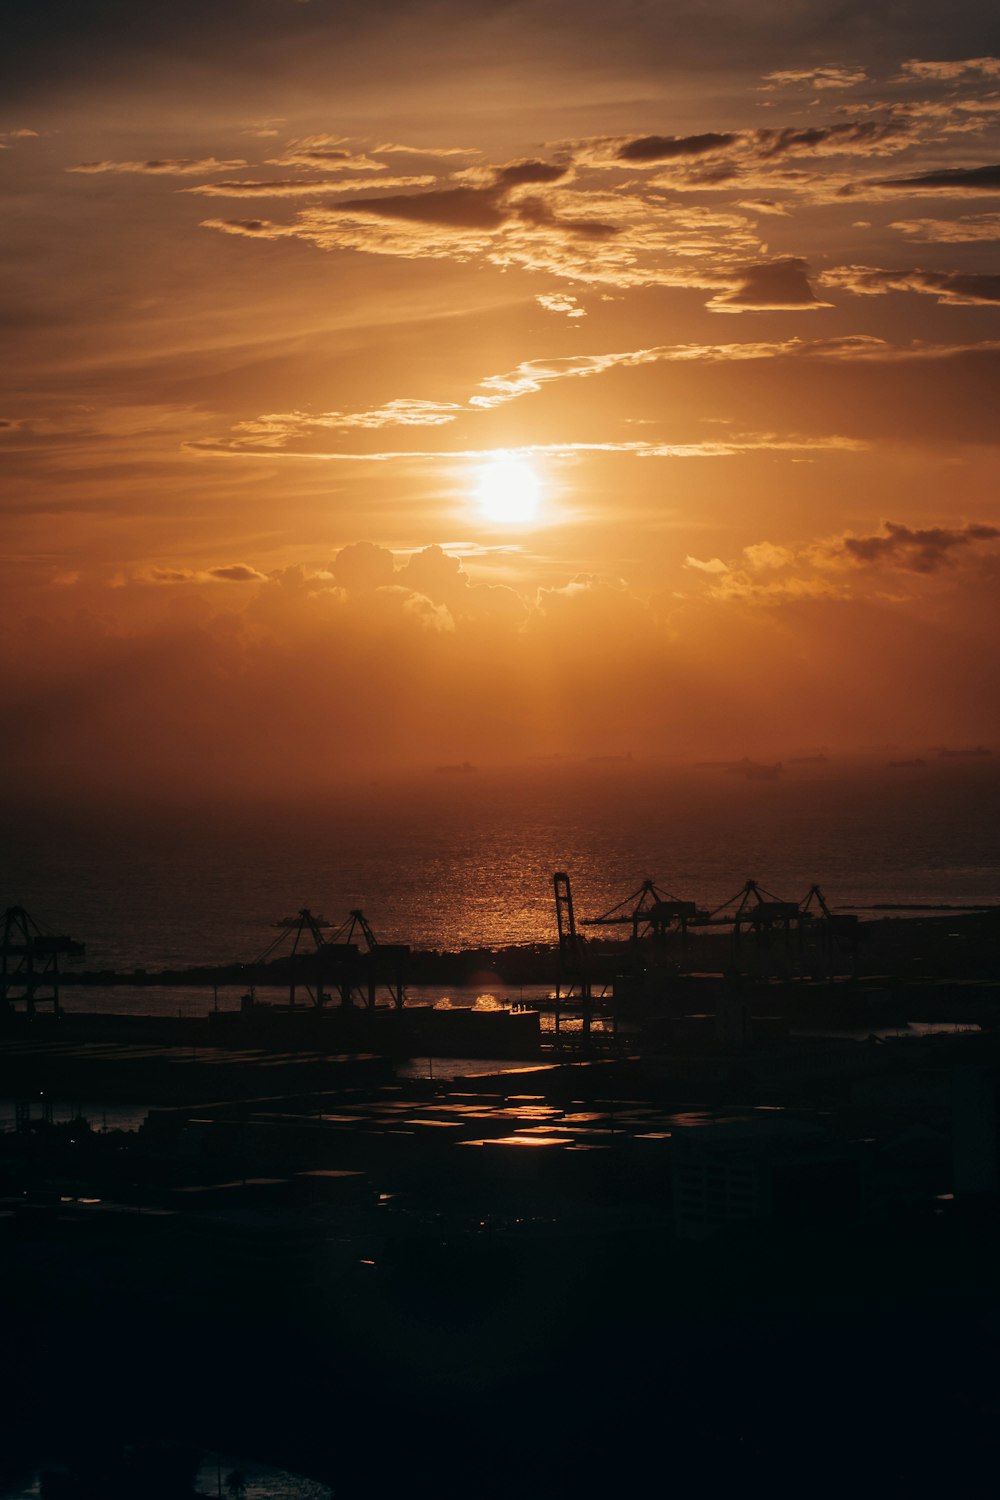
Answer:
top-left (581, 877), bottom-right (703, 945)
top-left (553, 872), bottom-right (592, 1043)
top-left (329, 910), bottom-right (409, 1010)
top-left (254, 908), bottom-right (336, 1007)
top-left (702, 879), bottom-right (801, 954)
top-left (1, 907), bottom-right (85, 1015)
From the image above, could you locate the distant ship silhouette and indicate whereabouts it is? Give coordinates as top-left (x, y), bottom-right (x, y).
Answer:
top-left (933, 745), bottom-right (992, 758)
top-left (696, 757), bottom-right (783, 780)
top-left (435, 760), bottom-right (477, 774)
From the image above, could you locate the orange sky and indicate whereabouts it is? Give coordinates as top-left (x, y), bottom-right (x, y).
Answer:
top-left (3, 3), bottom-right (1000, 791)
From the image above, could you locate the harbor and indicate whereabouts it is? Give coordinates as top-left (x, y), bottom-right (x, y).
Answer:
top-left (3, 876), bottom-right (1000, 1489)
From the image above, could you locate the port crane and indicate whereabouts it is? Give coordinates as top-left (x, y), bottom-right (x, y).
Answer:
top-left (251, 907), bottom-right (410, 1009)
top-left (798, 885), bottom-right (860, 971)
top-left (582, 878), bottom-right (704, 945)
top-left (254, 908), bottom-right (338, 1007)
top-left (1, 906), bottom-right (85, 1015)
top-left (553, 872), bottom-right (592, 1042)
top-left (704, 879), bottom-right (802, 950)
top-left (695, 879), bottom-right (859, 975)
top-left (569, 875), bottom-right (858, 983)
top-left (328, 910), bottom-right (409, 1010)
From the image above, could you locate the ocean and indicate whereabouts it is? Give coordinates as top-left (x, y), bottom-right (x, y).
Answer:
top-left (4, 758), bottom-right (999, 977)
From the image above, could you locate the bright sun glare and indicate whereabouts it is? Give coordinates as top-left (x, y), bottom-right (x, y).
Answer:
top-left (477, 454), bottom-right (541, 524)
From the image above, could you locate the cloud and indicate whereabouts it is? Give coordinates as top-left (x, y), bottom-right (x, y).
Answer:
top-left (900, 57), bottom-right (1000, 82)
top-left (683, 519), bottom-right (1000, 606)
top-left (265, 136), bottom-right (385, 171)
top-left (749, 121), bottom-right (910, 159)
top-left (334, 184), bottom-right (511, 229)
top-left (529, 573), bottom-right (649, 642)
top-left (616, 132), bottom-right (739, 163)
top-left (592, 119), bottom-right (913, 175)
top-left (68, 158), bottom-right (249, 175)
top-left (468, 334), bottom-right (979, 410)
top-left (374, 142), bottom-right (479, 157)
top-left (207, 563), bottom-right (269, 582)
top-left (695, 567), bottom-right (849, 603)
top-left (743, 541), bottom-right (795, 570)
top-left (202, 175), bottom-right (761, 289)
top-left (0, 127), bottom-right (39, 147)
top-left (738, 197), bottom-right (789, 215)
top-left (185, 175), bottom-right (435, 197)
top-left (146, 568), bottom-right (198, 584)
top-left (535, 293), bottom-right (585, 317)
top-left (839, 521), bottom-right (1000, 572)
top-left (199, 217), bottom-right (293, 239)
top-left (890, 213), bottom-right (1000, 242)
top-left (145, 563), bottom-right (269, 584)
top-left (469, 349), bottom-right (665, 407)
top-left (823, 264), bottom-right (1000, 304)
top-left (846, 95), bottom-right (1000, 128)
top-left (394, 546), bottom-right (527, 624)
top-left (191, 433), bottom-right (866, 462)
top-left (331, 541), bottom-right (395, 592)
top-left (202, 333), bottom-right (931, 456)
top-left (199, 331), bottom-right (999, 460)
top-left (397, 544), bottom-right (467, 601)
top-left (493, 158), bottom-right (571, 187)
top-left (706, 257), bottom-right (833, 312)
top-left (229, 400), bottom-right (464, 447)
top-left (762, 66), bottom-right (869, 90)
top-left (870, 163), bottom-right (1000, 194)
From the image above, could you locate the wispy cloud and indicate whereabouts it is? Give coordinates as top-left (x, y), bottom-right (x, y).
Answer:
top-left (761, 66), bottom-right (869, 91)
top-left (822, 265), bottom-right (1000, 305)
top-left (205, 334), bottom-right (1000, 459)
top-left (68, 157), bottom-right (249, 175)
top-left (574, 119), bottom-right (915, 172)
top-left (899, 57), bottom-right (1000, 82)
top-left (889, 213), bottom-right (1000, 242)
top-left (230, 400), bottom-right (465, 447)
top-left (374, 142), bottom-right (479, 157)
top-left (265, 135), bottom-right (386, 171)
top-left (185, 175), bottom-right (434, 197)
top-left (144, 562), bottom-right (269, 584)
top-left (0, 127), bottom-right (39, 147)
top-left (189, 434), bottom-right (866, 462)
top-left (200, 180), bottom-right (774, 296)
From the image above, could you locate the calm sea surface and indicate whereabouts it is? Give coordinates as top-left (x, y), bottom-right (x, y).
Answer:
top-left (4, 761), bottom-right (999, 976)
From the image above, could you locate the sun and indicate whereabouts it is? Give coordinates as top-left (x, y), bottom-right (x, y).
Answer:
top-left (476, 454), bottom-right (541, 524)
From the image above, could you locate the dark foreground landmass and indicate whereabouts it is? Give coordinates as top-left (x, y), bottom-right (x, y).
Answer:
top-left (4, 913), bottom-right (1000, 1495)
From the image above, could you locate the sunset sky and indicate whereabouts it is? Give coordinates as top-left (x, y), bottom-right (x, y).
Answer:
top-left (5, 1), bottom-right (1000, 792)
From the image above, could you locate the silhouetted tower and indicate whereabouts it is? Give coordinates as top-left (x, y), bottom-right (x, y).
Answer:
top-left (0, 907), bottom-right (84, 1016)
top-left (553, 872), bottom-right (591, 1042)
